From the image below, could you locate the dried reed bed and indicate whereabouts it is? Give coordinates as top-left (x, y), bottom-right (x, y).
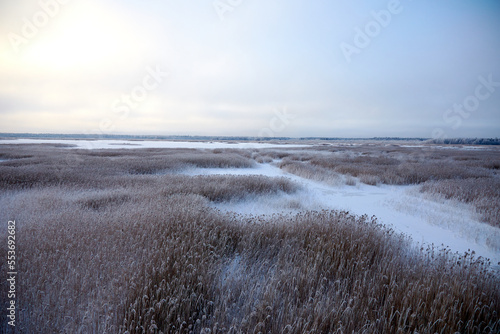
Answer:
top-left (308, 153), bottom-right (488, 185)
top-left (278, 160), bottom-right (343, 186)
top-left (267, 145), bottom-right (499, 185)
top-left (2, 189), bottom-right (499, 333)
top-left (274, 145), bottom-right (500, 227)
top-left (156, 175), bottom-right (298, 202)
top-left (125, 210), bottom-right (499, 334)
top-left (0, 190), bottom-right (211, 333)
top-left (0, 176), bottom-right (298, 333)
top-left (0, 145), bottom-right (255, 190)
top-left (0, 145), bottom-right (499, 333)
top-left (420, 178), bottom-right (500, 227)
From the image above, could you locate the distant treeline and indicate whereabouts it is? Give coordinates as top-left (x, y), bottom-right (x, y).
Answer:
top-left (429, 138), bottom-right (500, 145)
top-left (299, 137), bottom-right (428, 141)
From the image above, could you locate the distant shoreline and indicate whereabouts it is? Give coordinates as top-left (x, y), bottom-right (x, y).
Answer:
top-left (1, 133), bottom-right (499, 145)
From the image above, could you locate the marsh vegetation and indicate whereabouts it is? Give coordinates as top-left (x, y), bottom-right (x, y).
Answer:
top-left (0, 143), bottom-right (499, 333)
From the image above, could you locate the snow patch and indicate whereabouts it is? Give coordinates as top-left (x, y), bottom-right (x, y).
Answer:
top-left (183, 163), bottom-right (500, 264)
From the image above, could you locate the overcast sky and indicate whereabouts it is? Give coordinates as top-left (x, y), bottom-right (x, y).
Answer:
top-left (1, 0), bottom-right (499, 138)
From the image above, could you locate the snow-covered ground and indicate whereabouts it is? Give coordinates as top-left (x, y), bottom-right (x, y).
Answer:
top-left (0, 139), bottom-right (309, 149)
top-left (185, 163), bottom-right (500, 265)
top-left (2, 139), bottom-right (498, 264)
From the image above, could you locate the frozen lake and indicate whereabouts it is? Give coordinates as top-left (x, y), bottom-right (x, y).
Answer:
top-left (0, 138), bottom-right (309, 150)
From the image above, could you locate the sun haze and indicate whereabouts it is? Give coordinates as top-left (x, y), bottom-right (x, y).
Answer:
top-left (1, 0), bottom-right (499, 138)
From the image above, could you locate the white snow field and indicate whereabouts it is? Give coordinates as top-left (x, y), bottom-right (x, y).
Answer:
top-left (185, 163), bottom-right (500, 265)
